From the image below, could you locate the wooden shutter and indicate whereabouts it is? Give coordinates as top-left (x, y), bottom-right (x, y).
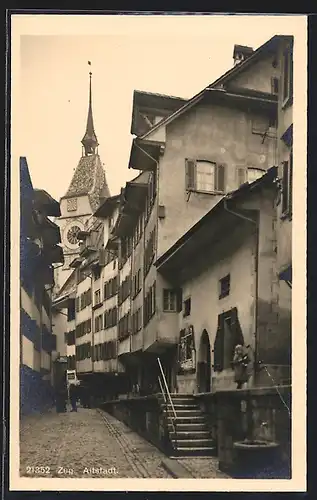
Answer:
top-left (185, 159), bottom-right (196, 190)
top-left (282, 160), bottom-right (289, 213)
top-left (216, 164), bottom-right (225, 192)
top-left (213, 313), bottom-right (225, 372)
top-left (289, 149), bottom-right (293, 216)
top-left (237, 167), bottom-right (247, 187)
top-left (176, 288), bottom-right (183, 312)
top-left (230, 307), bottom-right (244, 347)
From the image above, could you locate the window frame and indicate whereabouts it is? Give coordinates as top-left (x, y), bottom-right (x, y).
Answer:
top-left (185, 158), bottom-right (226, 194)
top-left (163, 289), bottom-right (177, 312)
top-left (219, 274), bottom-right (231, 300)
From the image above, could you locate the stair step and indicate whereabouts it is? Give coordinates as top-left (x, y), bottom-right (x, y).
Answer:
top-left (170, 430), bottom-right (210, 438)
top-left (167, 409), bottom-right (202, 417)
top-left (172, 416), bottom-right (206, 424)
top-left (168, 422), bottom-right (208, 429)
top-left (166, 403), bottom-right (199, 409)
top-left (174, 446), bottom-right (217, 457)
top-left (172, 438), bottom-right (215, 447)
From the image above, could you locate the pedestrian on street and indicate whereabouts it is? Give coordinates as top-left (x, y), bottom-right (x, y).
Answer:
top-left (69, 382), bottom-right (78, 412)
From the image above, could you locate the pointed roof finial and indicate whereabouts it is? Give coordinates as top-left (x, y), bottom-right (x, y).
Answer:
top-left (81, 61), bottom-right (99, 156)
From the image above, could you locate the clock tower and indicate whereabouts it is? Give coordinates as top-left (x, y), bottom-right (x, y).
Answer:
top-left (54, 67), bottom-right (110, 294)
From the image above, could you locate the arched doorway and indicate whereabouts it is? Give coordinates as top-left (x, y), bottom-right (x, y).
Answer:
top-left (197, 330), bottom-right (211, 393)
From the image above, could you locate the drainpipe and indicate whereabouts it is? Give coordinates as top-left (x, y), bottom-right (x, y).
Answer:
top-left (223, 199), bottom-right (259, 386)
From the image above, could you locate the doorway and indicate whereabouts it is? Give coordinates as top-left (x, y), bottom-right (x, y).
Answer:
top-left (197, 329), bottom-right (211, 393)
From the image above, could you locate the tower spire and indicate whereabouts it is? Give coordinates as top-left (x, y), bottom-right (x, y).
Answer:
top-left (81, 62), bottom-right (99, 156)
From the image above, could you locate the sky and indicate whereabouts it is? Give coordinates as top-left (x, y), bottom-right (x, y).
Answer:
top-left (15, 14), bottom-right (304, 202)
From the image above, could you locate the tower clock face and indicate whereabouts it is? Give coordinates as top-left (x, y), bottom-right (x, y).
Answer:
top-left (67, 225), bottom-right (81, 245)
top-left (63, 221), bottom-right (84, 250)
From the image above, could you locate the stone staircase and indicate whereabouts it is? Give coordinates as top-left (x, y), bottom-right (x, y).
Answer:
top-left (158, 393), bottom-right (216, 457)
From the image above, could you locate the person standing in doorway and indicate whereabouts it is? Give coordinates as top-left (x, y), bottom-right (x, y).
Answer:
top-left (69, 382), bottom-right (78, 412)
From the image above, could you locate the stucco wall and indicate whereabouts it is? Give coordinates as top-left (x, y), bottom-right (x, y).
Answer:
top-left (157, 99), bottom-right (276, 259)
top-left (175, 222), bottom-right (257, 394)
top-left (225, 54), bottom-right (280, 94)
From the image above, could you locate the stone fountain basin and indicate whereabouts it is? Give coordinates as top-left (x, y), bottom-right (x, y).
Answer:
top-left (233, 440), bottom-right (279, 450)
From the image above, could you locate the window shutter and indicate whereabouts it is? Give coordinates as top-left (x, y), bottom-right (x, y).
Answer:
top-left (213, 314), bottom-right (225, 372)
top-left (216, 164), bottom-right (225, 192)
top-left (237, 167), bottom-right (247, 187)
top-left (282, 160), bottom-right (289, 213)
top-left (176, 289), bottom-right (183, 312)
top-left (230, 307), bottom-right (244, 347)
top-left (289, 149), bottom-right (293, 216)
top-left (185, 159), bottom-right (196, 190)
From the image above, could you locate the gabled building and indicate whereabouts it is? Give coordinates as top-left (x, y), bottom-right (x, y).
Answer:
top-left (20, 157), bottom-right (64, 415)
top-left (54, 71), bottom-right (110, 294)
top-left (118, 37), bottom-right (289, 392)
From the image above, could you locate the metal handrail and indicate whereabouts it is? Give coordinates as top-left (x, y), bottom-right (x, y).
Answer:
top-left (157, 357), bottom-right (177, 420)
top-left (157, 358), bottom-right (178, 452)
top-left (158, 376), bottom-right (167, 404)
top-left (158, 375), bottom-right (177, 447)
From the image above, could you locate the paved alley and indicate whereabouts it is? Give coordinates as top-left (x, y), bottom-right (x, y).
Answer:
top-left (19, 407), bottom-right (172, 478)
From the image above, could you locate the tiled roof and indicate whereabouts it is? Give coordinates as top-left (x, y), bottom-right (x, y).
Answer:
top-left (64, 154), bottom-right (110, 212)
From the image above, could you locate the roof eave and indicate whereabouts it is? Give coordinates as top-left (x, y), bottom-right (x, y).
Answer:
top-left (128, 138), bottom-right (163, 171)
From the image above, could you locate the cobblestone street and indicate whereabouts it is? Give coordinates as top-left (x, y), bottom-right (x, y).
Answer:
top-left (20, 407), bottom-right (172, 478)
top-left (20, 406), bottom-right (230, 479)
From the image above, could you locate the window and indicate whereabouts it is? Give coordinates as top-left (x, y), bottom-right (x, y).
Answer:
top-left (219, 274), bottom-right (230, 299)
top-left (67, 330), bottom-right (75, 346)
top-left (143, 282), bottom-right (156, 326)
top-left (185, 159), bottom-right (225, 193)
top-left (118, 312), bottom-right (130, 341)
top-left (104, 307), bottom-right (118, 329)
top-left (282, 149), bottom-right (293, 217)
top-left (163, 289), bottom-right (178, 312)
top-left (132, 307), bottom-right (142, 334)
top-left (144, 227), bottom-right (156, 276)
top-left (282, 42), bottom-right (293, 105)
top-left (132, 269), bottom-right (142, 298)
top-left (247, 168), bottom-right (265, 184)
top-left (94, 290), bottom-right (101, 306)
top-left (95, 314), bottom-right (103, 332)
top-left (118, 275), bottom-right (131, 305)
top-left (213, 308), bottom-right (244, 372)
top-left (93, 266), bottom-right (101, 281)
top-left (67, 299), bottom-right (76, 321)
top-left (183, 298), bottom-right (191, 317)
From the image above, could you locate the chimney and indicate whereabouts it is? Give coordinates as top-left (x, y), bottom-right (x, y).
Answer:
top-left (233, 45), bottom-right (254, 66)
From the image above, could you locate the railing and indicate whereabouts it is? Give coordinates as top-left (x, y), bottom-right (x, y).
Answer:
top-left (157, 357), bottom-right (177, 451)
